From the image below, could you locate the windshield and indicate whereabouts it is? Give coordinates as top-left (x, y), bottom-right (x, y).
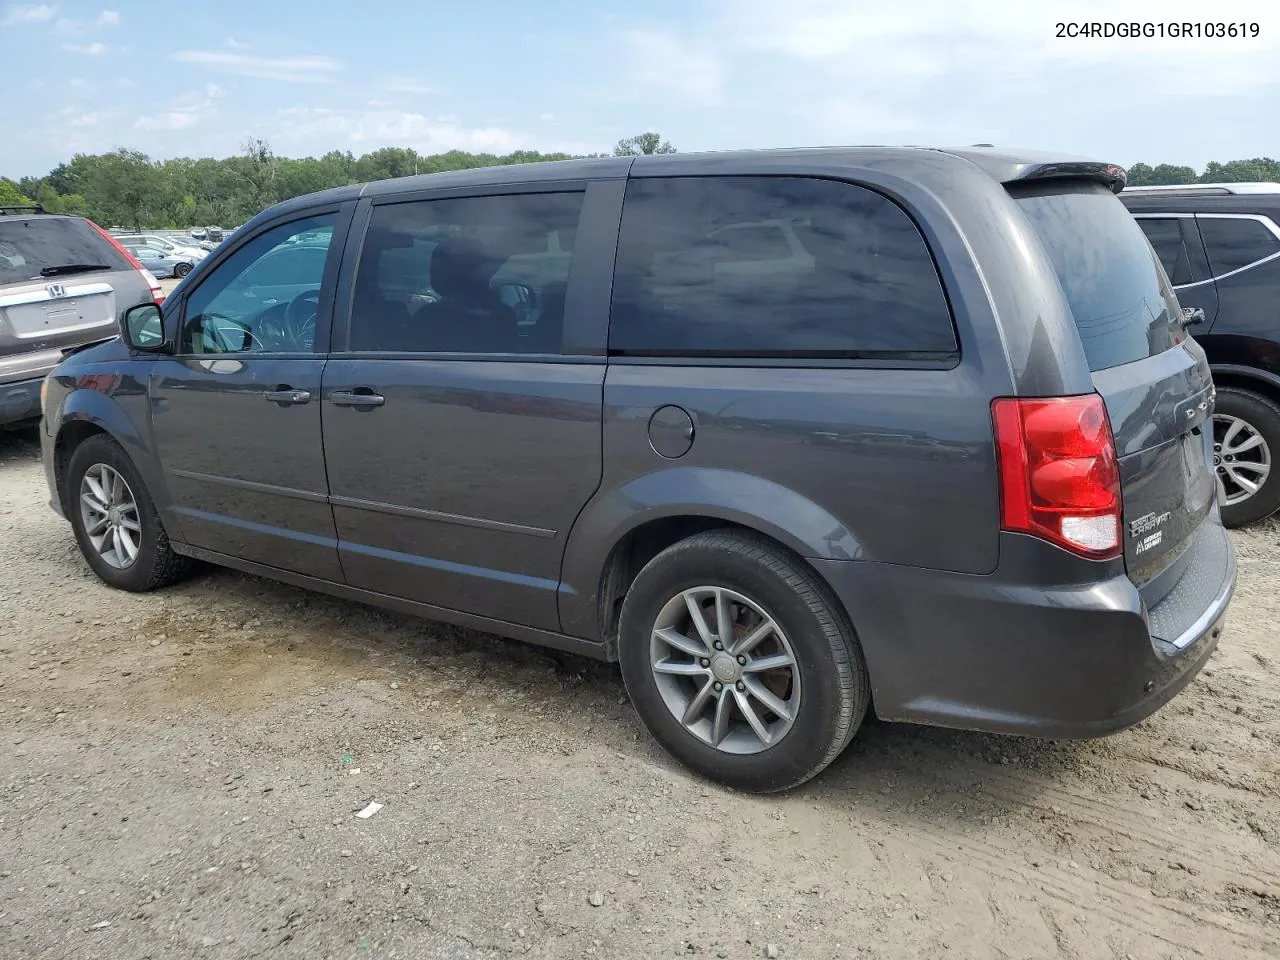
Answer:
top-left (1011, 183), bottom-right (1182, 372)
top-left (0, 217), bottom-right (132, 286)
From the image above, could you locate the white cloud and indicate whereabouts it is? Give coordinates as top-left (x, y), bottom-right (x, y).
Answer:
top-left (170, 50), bottom-right (341, 83)
top-left (271, 105), bottom-right (594, 157)
top-left (225, 36), bottom-right (249, 50)
top-left (621, 29), bottom-right (723, 107)
top-left (381, 77), bottom-right (435, 95)
top-left (135, 85), bottom-right (223, 131)
top-left (62, 41), bottom-right (106, 55)
top-left (67, 111), bottom-right (101, 128)
top-left (2, 3), bottom-right (54, 25)
top-left (97, 9), bottom-right (118, 26)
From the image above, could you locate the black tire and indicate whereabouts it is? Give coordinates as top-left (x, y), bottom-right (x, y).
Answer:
top-left (65, 434), bottom-right (190, 591)
top-left (173, 261), bottom-right (192, 278)
top-left (1214, 386), bottom-right (1280, 528)
top-left (618, 530), bottom-right (870, 793)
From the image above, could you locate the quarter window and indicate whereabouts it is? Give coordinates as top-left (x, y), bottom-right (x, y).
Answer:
top-left (349, 192), bottom-right (585, 355)
top-left (1136, 218), bottom-right (1190, 285)
top-left (1197, 216), bottom-right (1280, 276)
top-left (608, 176), bottom-right (957, 358)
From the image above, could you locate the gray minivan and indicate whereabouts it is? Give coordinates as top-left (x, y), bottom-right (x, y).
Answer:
top-left (39, 147), bottom-right (1236, 791)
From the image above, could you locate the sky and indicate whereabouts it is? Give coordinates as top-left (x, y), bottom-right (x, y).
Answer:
top-left (2, 0), bottom-right (1276, 179)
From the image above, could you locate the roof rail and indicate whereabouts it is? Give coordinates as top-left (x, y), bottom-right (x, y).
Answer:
top-left (1122, 182), bottom-right (1280, 196)
top-left (0, 204), bottom-right (45, 216)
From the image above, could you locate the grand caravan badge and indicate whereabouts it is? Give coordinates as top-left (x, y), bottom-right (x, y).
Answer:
top-left (1130, 510), bottom-right (1171, 555)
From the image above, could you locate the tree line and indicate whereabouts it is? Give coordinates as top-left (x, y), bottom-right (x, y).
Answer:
top-left (3, 139), bottom-right (1275, 232)
top-left (0, 132), bottom-right (676, 232)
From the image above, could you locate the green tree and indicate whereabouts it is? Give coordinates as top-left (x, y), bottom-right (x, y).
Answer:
top-left (613, 132), bottom-right (677, 156)
top-left (0, 178), bottom-right (34, 206)
top-left (78, 149), bottom-right (161, 231)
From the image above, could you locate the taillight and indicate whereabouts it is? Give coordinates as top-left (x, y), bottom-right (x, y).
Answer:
top-left (991, 394), bottom-right (1122, 559)
top-left (87, 220), bottom-right (163, 302)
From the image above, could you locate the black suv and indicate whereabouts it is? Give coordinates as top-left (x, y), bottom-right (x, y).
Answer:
top-left (1121, 183), bottom-right (1280, 527)
top-left (40, 148), bottom-right (1235, 792)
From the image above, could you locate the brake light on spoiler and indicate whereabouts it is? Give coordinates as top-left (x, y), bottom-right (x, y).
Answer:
top-left (992, 394), bottom-right (1123, 559)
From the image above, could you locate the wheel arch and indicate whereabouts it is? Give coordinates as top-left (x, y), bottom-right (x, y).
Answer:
top-left (558, 468), bottom-right (866, 653)
top-left (51, 389), bottom-right (157, 517)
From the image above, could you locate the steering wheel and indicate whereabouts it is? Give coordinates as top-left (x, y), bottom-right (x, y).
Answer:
top-left (282, 288), bottom-right (321, 350)
top-left (201, 314), bottom-right (265, 354)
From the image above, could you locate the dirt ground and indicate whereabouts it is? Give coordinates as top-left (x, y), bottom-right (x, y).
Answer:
top-left (1, 426), bottom-right (1278, 960)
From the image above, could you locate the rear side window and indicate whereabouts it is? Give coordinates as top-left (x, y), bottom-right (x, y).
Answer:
top-left (1197, 216), bottom-right (1280, 276)
top-left (1135, 218), bottom-right (1191, 285)
top-left (609, 177), bottom-right (957, 358)
top-left (1013, 184), bottom-right (1181, 372)
top-left (0, 217), bottom-right (132, 285)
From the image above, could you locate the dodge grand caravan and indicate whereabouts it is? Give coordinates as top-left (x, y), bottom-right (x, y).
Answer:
top-left (40, 147), bottom-right (1236, 792)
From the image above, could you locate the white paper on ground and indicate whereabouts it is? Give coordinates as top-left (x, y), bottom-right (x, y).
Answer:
top-left (355, 801), bottom-right (383, 819)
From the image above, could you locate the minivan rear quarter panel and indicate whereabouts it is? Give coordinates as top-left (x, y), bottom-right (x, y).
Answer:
top-left (560, 151), bottom-right (1105, 639)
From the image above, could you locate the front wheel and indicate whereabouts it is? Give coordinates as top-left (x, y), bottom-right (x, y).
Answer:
top-left (618, 530), bottom-right (870, 793)
top-left (173, 261), bottom-right (192, 278)
top-left (65, 434), bottom-right (190, 591)
top-left (1213, 386), bottom-right (1280, 528)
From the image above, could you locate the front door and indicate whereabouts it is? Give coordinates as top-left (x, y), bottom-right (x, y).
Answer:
top-left (321, 187), bottom-right (606, 630)
top-left (149, 210), bottom-right (346, 581)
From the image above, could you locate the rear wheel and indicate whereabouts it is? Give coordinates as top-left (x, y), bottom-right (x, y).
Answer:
top-left (618, 530), bottom-right (869, 792)
top-left (66, 434), bottom-right (190, 591)
top-left (173, 261), bottom-right (192, 278)
top-left (1213, 386), bottom-right (1280, 528)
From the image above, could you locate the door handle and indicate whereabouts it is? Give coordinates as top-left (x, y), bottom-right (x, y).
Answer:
top-left (329, 388), bottom-right (386, 408)
top-left (262, 388), bottom-right (311, 406)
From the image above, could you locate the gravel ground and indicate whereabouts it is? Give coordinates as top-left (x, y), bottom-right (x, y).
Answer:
top-left (2, 425), bottom-right (1278, 960)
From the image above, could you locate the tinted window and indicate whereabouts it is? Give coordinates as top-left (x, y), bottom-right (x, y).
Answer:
top-left (1136, 218), bottom-right (1189, 283)
top-left (1198, 216), bottom-right (1280, 276)
top-left (0, 217), bottom-right (132, 285)
top-left (350, 192), bottom-right (584, 354)
top-left (609, 177), bottom-right (957, 358)
top-left (1013, 184), bottom-right (1181, 372)
top-left (180, 214), bottom-right (334, 355)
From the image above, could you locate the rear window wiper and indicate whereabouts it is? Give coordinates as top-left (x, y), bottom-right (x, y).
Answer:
top-left (38, 263), bottom-right (113, 277)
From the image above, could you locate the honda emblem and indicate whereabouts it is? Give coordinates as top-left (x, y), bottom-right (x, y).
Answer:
top-left (46, 283), bottom-right (66, 298)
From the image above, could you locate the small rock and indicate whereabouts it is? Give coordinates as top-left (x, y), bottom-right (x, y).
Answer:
top-left (340, 849), bottom-right (353, 858)
top-left (149, 638), bottom-right (161, 647)
top-left (390, 682), bottom-right (399, 690)
top-left (626, 869), bottom-right (639, 878)
top-left (1190, 741), bottom-right (1209, 753)
top-left (88, 920), bottom-right (112, 931)
top-left (201, 935), bottom-right (219, 947)
top-left (765, 945), bottom-right (780, 959)
top-left (1185, 798), bottom-right (1203, 811)
top-left (588, 890), bottom-right (604, 907)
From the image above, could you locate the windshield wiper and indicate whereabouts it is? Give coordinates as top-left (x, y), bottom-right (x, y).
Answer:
top-left (38, 263), bottom-right (112, 277)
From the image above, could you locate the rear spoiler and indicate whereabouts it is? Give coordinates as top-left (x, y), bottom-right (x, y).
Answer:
top-left (0, 204), bottom-right (46, 216)
top-left (1007, 161), bottom-right (1127, 195)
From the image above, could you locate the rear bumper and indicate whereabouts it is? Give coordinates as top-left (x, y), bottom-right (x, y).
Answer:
top-left (0, 376), bottom-right (42, 426)
top-left (814, 523), bottom-right (1235, 739)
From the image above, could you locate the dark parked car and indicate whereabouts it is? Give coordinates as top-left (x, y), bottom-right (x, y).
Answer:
top-left (40, 148), bottom-right (1235, 792)
top-left (1121, 182), bottom-right (1280, 527)
top-left (1, 205), bottom-right (161, 427)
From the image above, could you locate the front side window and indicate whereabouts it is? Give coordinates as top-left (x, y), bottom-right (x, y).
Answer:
top-left (1197, 216), bottom-right (1280, 277)
top-left (179, 214), bottom-right (334, 355)
top-left (349, 192), bottom-right (585, 354)
top-left (608, 176), bottom-right (957, 358)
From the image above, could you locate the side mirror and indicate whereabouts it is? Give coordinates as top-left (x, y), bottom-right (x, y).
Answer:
top-left (121, 302), bottom-right (171, 353)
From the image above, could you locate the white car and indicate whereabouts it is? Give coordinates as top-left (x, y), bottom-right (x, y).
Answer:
top-left (116, 234), bottom-right (209, 262)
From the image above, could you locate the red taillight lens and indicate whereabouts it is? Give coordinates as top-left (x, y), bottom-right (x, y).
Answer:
top-left (992, 395), bottom-right (1122, 559)
top-left (87, 220), bottom-right (163, 302)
